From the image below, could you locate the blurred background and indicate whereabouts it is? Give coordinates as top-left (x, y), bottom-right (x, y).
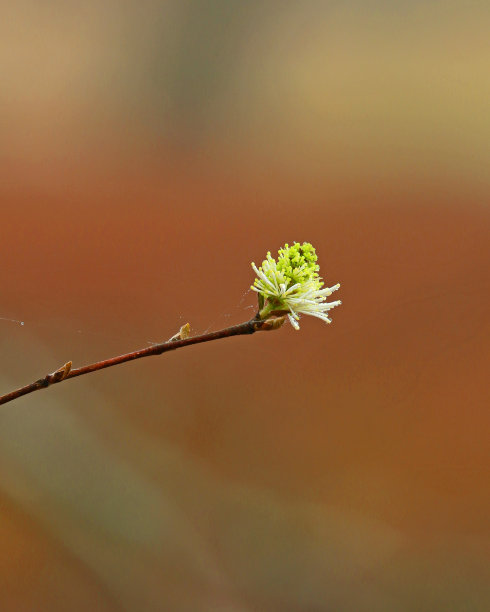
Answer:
top-left (1, 1), bottom-right (489, 610)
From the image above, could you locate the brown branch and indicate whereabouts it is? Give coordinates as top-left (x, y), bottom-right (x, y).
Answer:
top-left (0, 316), bottom-right (286, 407)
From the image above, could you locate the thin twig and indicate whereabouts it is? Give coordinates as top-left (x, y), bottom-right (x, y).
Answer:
top-left (0, 316), bottom-right (285, 407)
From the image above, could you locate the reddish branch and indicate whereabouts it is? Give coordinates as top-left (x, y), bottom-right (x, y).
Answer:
top-left (0, 316), bottom-right (285, 407)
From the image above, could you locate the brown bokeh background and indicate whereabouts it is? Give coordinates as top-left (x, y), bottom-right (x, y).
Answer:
top-left (1, 2), bottom-right (489, 610)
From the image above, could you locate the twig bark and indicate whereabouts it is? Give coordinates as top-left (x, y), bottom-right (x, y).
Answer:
top-left (0, 316), bottom-right (285, 407)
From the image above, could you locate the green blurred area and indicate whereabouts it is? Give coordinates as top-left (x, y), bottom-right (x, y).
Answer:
top-left (1, 1), bottom-right (489, 610)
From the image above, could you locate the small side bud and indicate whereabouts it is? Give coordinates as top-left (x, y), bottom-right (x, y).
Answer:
top-left (179, 323), bottom-right (191, 339)
top-left (168, 323), bottom-right (191, 342)
top-left (260, 316), bottom-right (287, 331)
top-left (48, 361), bottom-right (72, 384)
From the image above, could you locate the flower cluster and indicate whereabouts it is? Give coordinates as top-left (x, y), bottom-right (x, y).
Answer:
top-left (251, 242), bottom-right (341, 330)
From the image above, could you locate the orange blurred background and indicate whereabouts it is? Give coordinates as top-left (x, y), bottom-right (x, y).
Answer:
top-left (1, 2), bottom-right (489, 610)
